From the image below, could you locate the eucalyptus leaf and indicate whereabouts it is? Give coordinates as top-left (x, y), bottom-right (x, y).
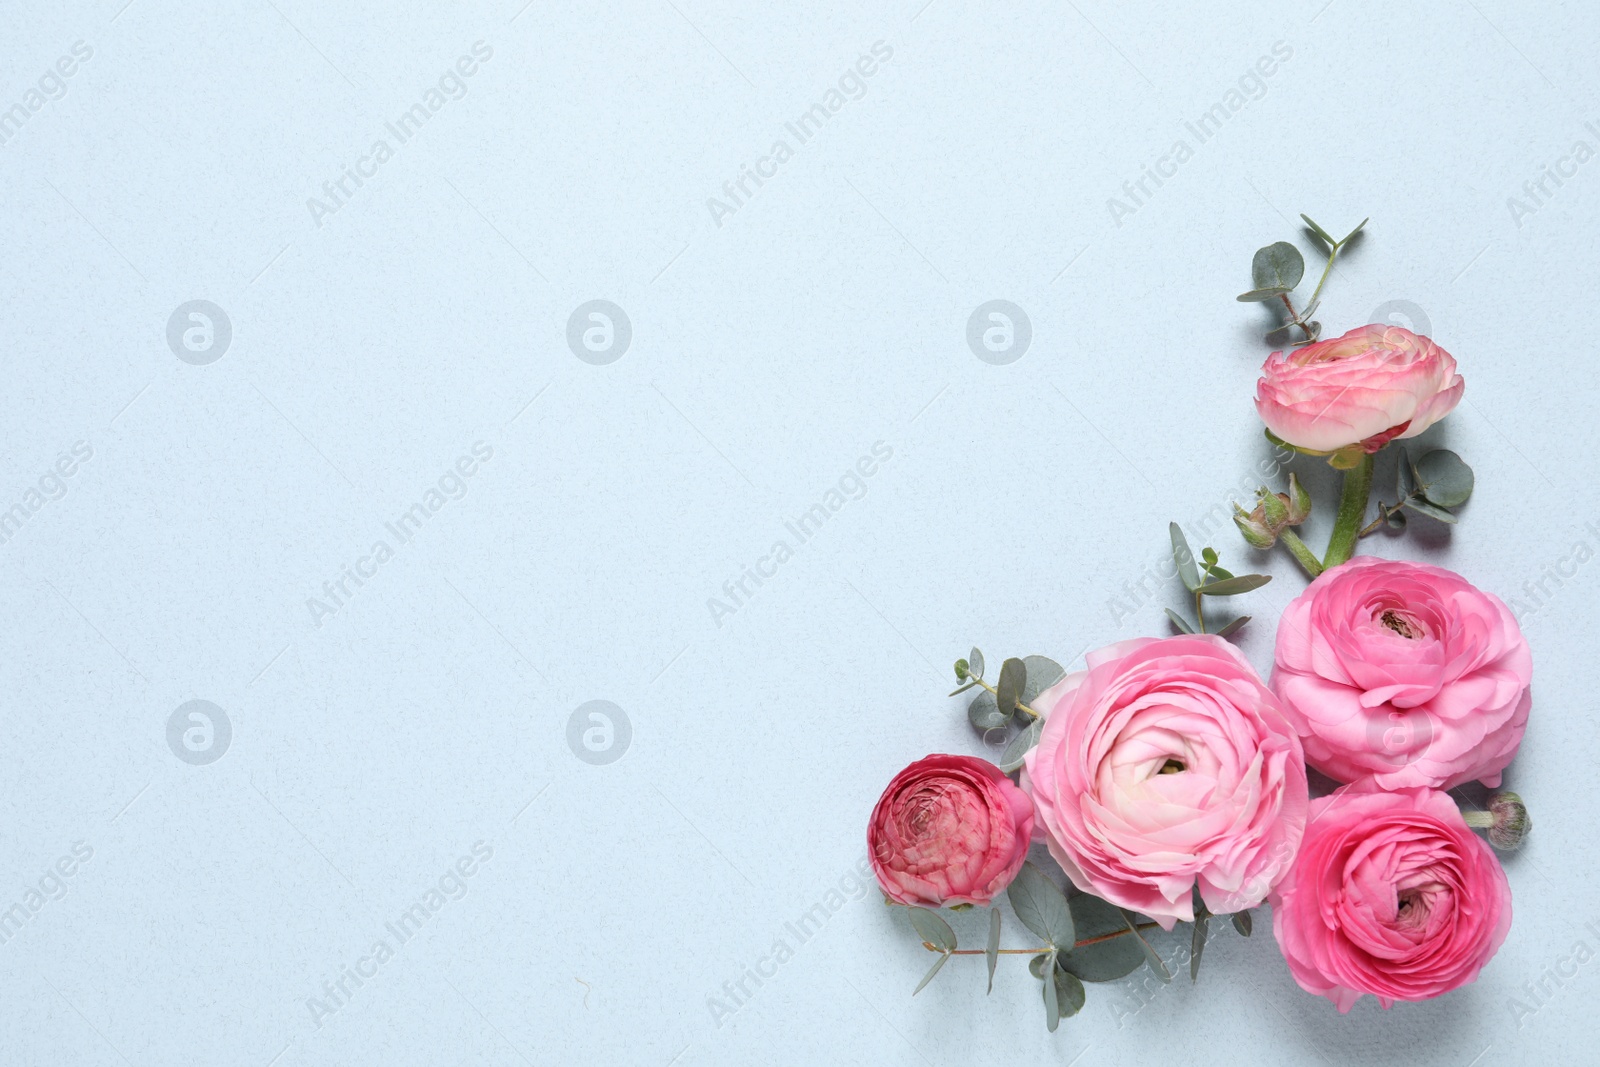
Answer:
top-left (968, 690), bottom-right (1007, 731)
top-left (1198, 574), bottom-right (1271, 596)
top-left (1119, 909), bottom-right (1171, 982)
top-left (1043, 950), bottom-right (1061, 1031)
top-left (969, 647), bottom-right (985, 680)
top-left (1191, 911), bottom-right (1209, 981)
top-left (1406, 497), bottom-right (1459, 524)
top-left (1170, 522), bottom-right (1201, 592)
top-left (1201, 547), bottom-right (1219, 566)
top-left (1029, 953), bottom-right (1053, 979)
top-left (1398, 448), bottom-right (1417, 499)
top-left (913, 951), bottom-right (951, 995)
top-left (1300, 213), bottom-right (1335, 246)
top-left (1343, 217), bottom-right (1369, 242)
top-left (1232, 910), bottom-right (1253, 937)
top-left (1052, 968), bottom-right (1087, 1019)
top-left (998, 718), bottom-right (1043, 773)
top-left (1214, 615), bottom-right (1250, 639)
top-left (907, 907), bottom-right (956, 953)
top-left (1164, 608), bottom-right (1195, 635)
top-left (1415, 449), bottom-right (1474, 508)
top-left (1264, 323), bottom-right (1296, 346)
top-left (1060, 893), bottom-right (1145, 982)
top-left (1021, 656), bottom-right (1066, 703)
top-left (1236, 286), bottom-right (1291, 303)
top-left (948, 681), bottom-right (979, 697)
top-left (986, 907), bottom-right (1002, 994)
top-left (997, 658), bottom-right (1026, 718)
top-left (1383, 505), bottom-right (1407, 531)
top-left (1062, 934), bottom-right (1145, 983)
top-left (1007, 863), bottom-right (1075, 949)
top-left (1251, 241), bottom-right (1305, 291)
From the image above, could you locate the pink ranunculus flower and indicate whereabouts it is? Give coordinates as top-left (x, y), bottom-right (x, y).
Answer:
top-left (1021, 635), bottom-right (1307, 929)
top-left (868, 754), bottom-right (1033, 907)
top-left (1255, 325), bottom-right (1464, 454)
top-left (1271, 785), bottom-right (1512, 1011)
top-left (1272, 556), bottom-right (1531, 791)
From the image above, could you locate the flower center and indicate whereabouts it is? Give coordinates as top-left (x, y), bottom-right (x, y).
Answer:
top-left (1158, 758), bottom-right (1186, 774)
top-left (1380, 609), bottom-right (1423, 639)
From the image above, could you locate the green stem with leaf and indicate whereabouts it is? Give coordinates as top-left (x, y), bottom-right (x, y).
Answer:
top-left (920, 921), bottom-right (1164, 956)
top-left (1322, 452), bottom-right (1375, 569)
top-left (964, 676), bottom-right (1040, 720)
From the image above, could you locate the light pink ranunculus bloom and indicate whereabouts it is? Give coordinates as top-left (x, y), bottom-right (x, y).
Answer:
top-left (1021, 636), bottom-right (1307, 929)
top-left (1255, 325), bottom-right (1464, 454)
top-left (1272, 557), bottom-right (1531, 791)
top-left (868, 754), bottom-right (1033, 907)
top-left (1271, 784), bottom-right (1512, 1011)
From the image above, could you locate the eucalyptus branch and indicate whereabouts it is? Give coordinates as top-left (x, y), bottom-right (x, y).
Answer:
top-left (919, 921), bottom-right (1165, 956)
top-left (965, 675), bottom-right (1041, 720)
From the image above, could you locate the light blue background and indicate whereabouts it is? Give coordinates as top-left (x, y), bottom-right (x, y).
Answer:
top-left (2, 1), bottom-right (1596, 1064)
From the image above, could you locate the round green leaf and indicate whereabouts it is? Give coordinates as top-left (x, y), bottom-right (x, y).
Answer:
top-left (1007, 863), bottom-right (1075, 949)
top-left (1052, 968), bottom-right (1087, 1019)
top-left (1029, 952), bottom-right (1052, 979)
top-left (1415, 449), bottom-right (1474, 508)
top-left (968, 691), bottom-right (1007, 731)
top-left (968, 647), bottom-right (985, 679)
top-left (1251, 241), bottom-right (1305, 291)
top-left (1021, 655), bottom-right (1066, 703)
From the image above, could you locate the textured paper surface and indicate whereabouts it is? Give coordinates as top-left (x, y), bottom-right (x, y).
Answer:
top-left (1, 1), bottom-right (1596, 1064)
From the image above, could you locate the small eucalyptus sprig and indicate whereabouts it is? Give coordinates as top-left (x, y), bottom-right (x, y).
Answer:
top-left (1165, 523), bottom-right (1270, 637)
top-left (1236, 214), bottom-right (1367, 346)
top-left (902, 866), bottom-right (1258, 1032)
top-left (1361, 447), bottom-right (1475, 535)
top-left (953, 650), bottom-right (1064, 772)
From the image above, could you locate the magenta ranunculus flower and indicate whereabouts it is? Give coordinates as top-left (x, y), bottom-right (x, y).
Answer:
top-left (1272, 556), bottom-right (1531, 791)
top-left (1256, 325), bottom-right (1464, 454)
top-left (1021, 636), bottom-right (1307, 929)
top-left (1271, 785), bottom-right (1512, 1012)
top-left (867, 754), bottom-right (1033, 907)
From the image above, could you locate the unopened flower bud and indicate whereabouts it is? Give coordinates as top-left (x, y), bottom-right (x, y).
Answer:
top-left (1486, 791), bottom-right (1530, 851)
top-left (1259, 487), bottom-right (1290, 528)
top-left (1233, 502), bottom-right (1277, 549)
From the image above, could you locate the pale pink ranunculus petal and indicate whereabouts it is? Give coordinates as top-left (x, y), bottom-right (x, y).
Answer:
top-left (1270, 556), bottom-right (1532, 790)
top-left (1255, 325), bottom-right (1463, 453)
top-left (1270, 784), bottom-right (1512, 1011)
top-left (1021, 635), bottom-right (1307, 930)
top-left (867, 753), bottom-right (1034, 907)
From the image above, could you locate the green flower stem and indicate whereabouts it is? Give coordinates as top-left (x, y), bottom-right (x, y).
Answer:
top-left (965, 676), bottom-right (1040, 720)
top-left (1194, 589), bottom-right (1207, 634)
top-left (1278, 530), bottom-right (1324, 579)
top-left (921, 921), bottom-right (1164, 956)
top-left (1323, 452), bottom-right (1375, 569)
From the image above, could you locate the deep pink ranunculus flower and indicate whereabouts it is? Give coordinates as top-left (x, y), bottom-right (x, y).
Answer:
top-left (1256, 325), bottom-right (1464, 454)
top-left (1271, 556), bottom-right (1531, 790)
top-left (1021, 636), bottom-right (1307, 929)
top-left (1271, 784), bottom-right (1512, 1011)
top-left (867, 754), bottom-right (1033, 907)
